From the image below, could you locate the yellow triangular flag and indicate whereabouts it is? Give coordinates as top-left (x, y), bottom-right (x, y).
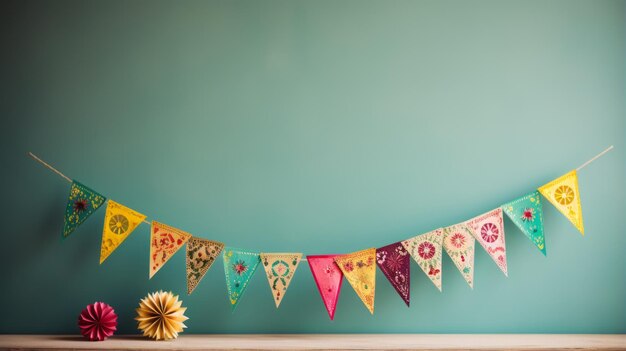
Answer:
top-left (335, 248), bottom-right (376, 314)
top-left (260, 253), bottom-right (302, 308)
top-left (538, 170), bottom-right (584, 235)
top-left (100, 200), bottom-right (146, 264)
top-left (150, 221), bottom-right (192, 278)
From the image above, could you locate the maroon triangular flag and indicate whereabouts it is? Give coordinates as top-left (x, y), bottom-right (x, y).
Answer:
top-left (307, 255), bottom-right (344, 320)
top-left (375, 242), bottom-right (410, 306)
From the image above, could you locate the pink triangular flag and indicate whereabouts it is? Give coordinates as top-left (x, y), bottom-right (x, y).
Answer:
top-left (307, 255), bottom-right (344, 320)
top-left (467, 208), bottom-right (508, 276)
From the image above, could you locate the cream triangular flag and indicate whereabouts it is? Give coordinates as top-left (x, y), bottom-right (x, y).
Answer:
top-left (100, 200), bottom-right (146, 264)
top-left (538, 170), bottom-right (584, 235)
top-left (467, 208), bottom-right (508, 276)
top-left (402, 229), bottom-right (443, 291)
top-left (149, 221), bottom-right (192, 278)
top-left (260, 253), bottom-right (302, 308)
top-left (186, 237), bottom-right (224, 294)
top-left (442, 223), bottom-right (475, 288)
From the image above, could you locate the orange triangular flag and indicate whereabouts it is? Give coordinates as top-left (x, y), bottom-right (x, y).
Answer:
top-left (335, 248), bottom-right (376, 314)
top-left (149, 221), bottom-right (192, 278)
top-left (260, 253), bottom-right (302, 307)
top-left (538, 170), bottom-right (584, 235)
top-left (100, 200), bottom-right (146, 264)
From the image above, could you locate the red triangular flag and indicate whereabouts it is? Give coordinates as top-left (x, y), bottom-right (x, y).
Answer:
top-left (375, 242), bottom-right (410, 306)
top-left (307, 255), bottom-right (344, 320)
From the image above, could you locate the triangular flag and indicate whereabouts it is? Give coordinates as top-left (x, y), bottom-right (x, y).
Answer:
top-left (467, 208), bottom-right (508, 276)
top-left (335, 248), bottom-right (376, 314)
top-left (149, 221), bottom-right (192, 278)
top-left (502, 191), bottom-right (546, 255)
top-left (307, 255), bottom-right (344, 320)
top-left (402, 229), bottom-right (443, 292)
top-left (62, 180), bottom-right (106, 238)
top-left (375, 242), bottom-right (410, 306)
top-left (538, 170), bottom-right (584, 235)
top-left (223, 247), bottom-right (260, 311)
top-left (260, 253), bottom-right (302, 308)
top-left (186, 237), bottom-right (224, 295)
top-left (100, 200), bottom-right (146, 264)
top-left (442, 224), bottom-right (475, 288)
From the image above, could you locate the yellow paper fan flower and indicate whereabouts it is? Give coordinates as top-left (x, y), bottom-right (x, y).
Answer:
top-left (135, 291), bottom-right (188, 340)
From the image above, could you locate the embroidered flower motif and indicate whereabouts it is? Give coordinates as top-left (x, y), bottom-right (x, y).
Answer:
top-left (521, 208), bottom-right (535, 222)
top-left (232, 260), bottom-right (248, 275)
top-left (480, 223), bottom-right (499, 243)
top-left (376, 251), bottom-right (387, 265)
top-left (385, 250), bottom-right (405, 272)
top-left (356, 260), bottom-right (365, 268)
top-left (417, 241), bottom-right (436, 260)
top-left (450, 232), bottom-right (466, 249)
top-left (342, 261), bottom-right (354, 272)
top-left (324, 265), bottom-right (334, 274)
top-left (73, 199), bottom-right (88, 212)
top-left (108, 214), bottom-right (129, 235)
top-left (554, 185), bottom-right (575, 205)
top-left (395, 245), bottom-right (408, 256)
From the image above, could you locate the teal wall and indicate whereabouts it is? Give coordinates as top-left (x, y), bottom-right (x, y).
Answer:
top-left (1, 0), bottom-right (624, 334)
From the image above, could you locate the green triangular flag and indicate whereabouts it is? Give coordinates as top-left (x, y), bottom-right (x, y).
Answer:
top-left (62, 180), bottom-right (106, 238)
top-left (223, 247), bottom-right (260, 311)
top-left (502, 191), bottom-right (546, 255)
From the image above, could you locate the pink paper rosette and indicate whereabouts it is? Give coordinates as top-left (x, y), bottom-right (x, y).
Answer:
top-left (78, 302), bottom-right (118, 341)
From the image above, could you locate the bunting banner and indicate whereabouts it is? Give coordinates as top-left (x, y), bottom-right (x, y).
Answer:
top-left (375, 242), bottom-right (410, 306)
top-left (307, 255), bottom-right (344, 320)
top-left (27, 146), bottom-right (613, 318)
top-left (260, 253), bottom-right (302, 308)
top-left (100, 200), bottom-right (146, 264)
top-left (502, 191), bottom-right (546, 255)
top-left (538, 170), bottom-right (584, 235)
top-left (442, 224), bottom-right (475, 288)
top-left (62, 180), bottom-right (106, 238)
top-left (402, 229), bottom-right (443, 292)
top-left (149, 221), bottom-right (192, 279)
top-left (223, 247), bottom-right (260, 311)
top-left (467, 208), bottom-right (508, 276)
top-left (335, 248), bottom-right (376, 314)
top-left (186, 237), bottom-right (224, 295)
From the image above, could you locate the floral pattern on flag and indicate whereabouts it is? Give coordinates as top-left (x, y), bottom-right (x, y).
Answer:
top-left (223, 247), bottom-right (260, 311)
top-left (260, 253), bottom-right (302, 308)
top-left (100, 200), bottom-right (146, 264)
top-left (149, 221), bottom-right (191, 278)
top-left (307, 255), bottom-right (344, 320)
top-left (442, 224), bottom-right (475, 288)
top-left (538, 170), bottom-right (584, 235)
top-left (502, 191), bottom-right (546, 255)
top-left (402, 229), bottom-right (443, 292)
top-left (467, 208), bottom-right (508, 276)
top-left (335, 248), bottom-right (376, 314)
top-left (186, 237), bottom-right (224, 295)
top-left (376, 242), bottom-right (410, 306)
top-left (62, 181), bottom-right (106, 238)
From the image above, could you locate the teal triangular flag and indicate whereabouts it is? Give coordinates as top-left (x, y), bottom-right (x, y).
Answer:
top-left (502, 191), bottom-right (546, 255)
top-left (223, 247), bottom-right (260, 311)
top-left (62, 180), bottom-right (106, 238)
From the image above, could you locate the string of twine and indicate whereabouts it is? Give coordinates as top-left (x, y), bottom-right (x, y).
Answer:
top-left (28, 146), bottom-right (614, 259)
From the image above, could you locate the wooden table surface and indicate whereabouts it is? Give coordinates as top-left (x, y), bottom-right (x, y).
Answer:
top-left (0, 334), bottom-right (625, 351)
